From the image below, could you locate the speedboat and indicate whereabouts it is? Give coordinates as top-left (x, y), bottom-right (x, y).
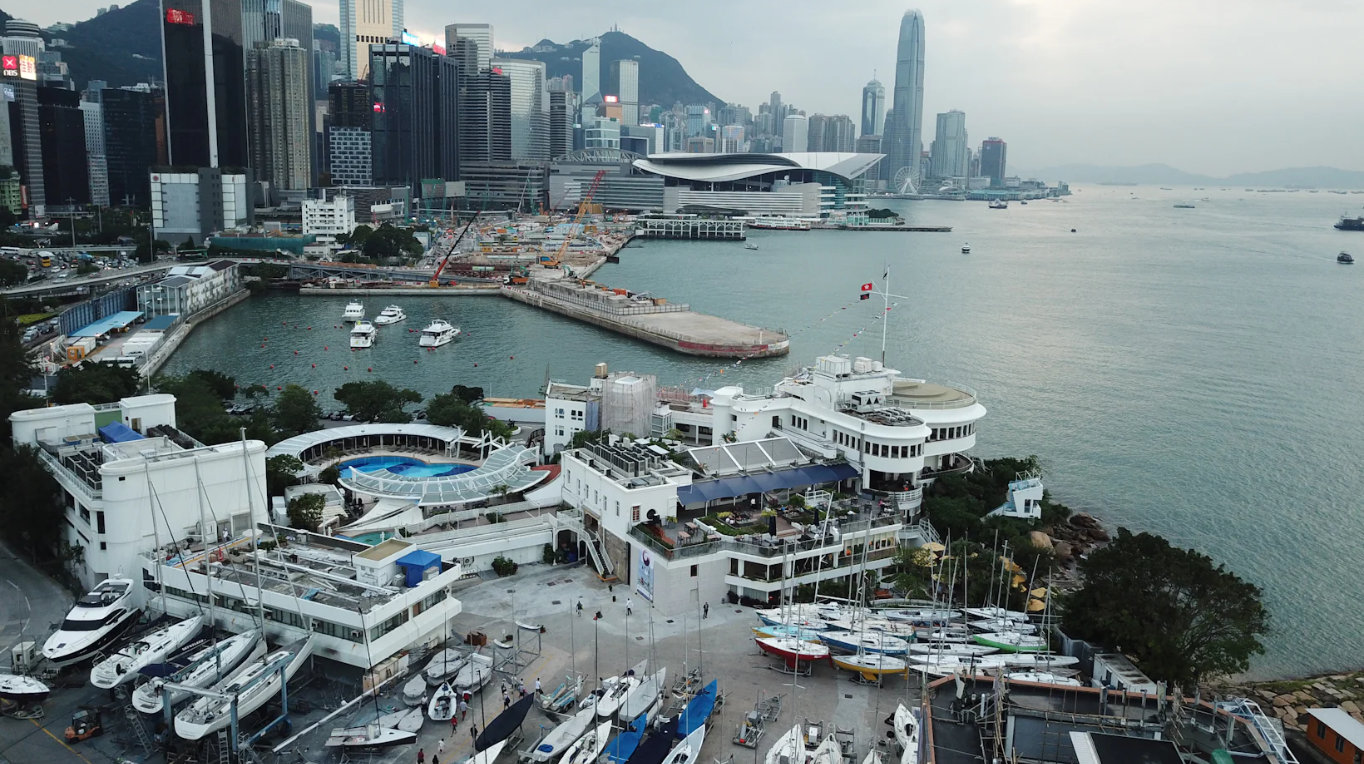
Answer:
top-left (1339, 252), bottom-right (1355, 264)
top-left (972, 632), bottom-right (1047, 653)
top-left (961, 243), bottom-right (970, 253)
top-left (0, 674), bottom-right (50, 703)
top-left (43, 578), bottom-right (142, 667)
top-left (744, 243), bottom-right (759, 251)
top-left (453, 652), bottom-right (493, 694)
top-left (174, 637), bottom-right (314, 740)
top-left (325, 722), bottom-right (417, 749)
top-left (428, 682), bottom-right (457, 722)
top-left (374, 305), bottom-right (407, 325)
top-left (764, 724), bottom-right (805, 764)
top-left (988, 199), bottom-right (1008, 209)
top-left (350, 320), bottom-right (377, 349)
top-left (132, 630), bottom-right (264, 714)
top-left (424, 648), bottom-right (467, 685)
top-left (91, 614), bottom-right (204, 689)
top-left (419, 319), bottom-right (460, 348)
top-left (618, 667), bottom-right (666, 722)
top-left (531, 705), bottom-right (596, 762)
top-left (830, 652), bottom-right (909, 682)
top-left (561, 718), bottom-right (613, 764)
top-left (755, 636), bottom-right (830, 670)
top-left (342, 301), bottom-right (364, 322)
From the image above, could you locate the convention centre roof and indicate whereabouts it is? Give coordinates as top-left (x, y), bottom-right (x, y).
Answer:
top-left (632, 152), bottom-right (885, 184)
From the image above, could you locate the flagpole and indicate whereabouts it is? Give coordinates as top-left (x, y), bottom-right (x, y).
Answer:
top-left (871, 263), bottom-right (906, 368)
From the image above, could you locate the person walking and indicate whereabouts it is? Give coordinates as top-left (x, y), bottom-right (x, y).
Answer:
top-left (458, 696), bottom-right (469, 721)
top-left (417, 749), bottom-right (425, 764)
top-left (577, 600), bottom-right (583, 617)
top-left (703, 602), bottom-right (709, 619)
top-left (438, 738), bottom-right (446, 756)
top-left (626, 597), bottom-right (632, 616)
top-left (470, 725), bottom-right (478, 744)
top-left (451, 713), bottom-right (458, 733)
top-left (433, 757), bottom-right (440, 764)
top-left (534, 677), bottom-right (542, 694)
top-left (503, 690), bottom-right (512, 709)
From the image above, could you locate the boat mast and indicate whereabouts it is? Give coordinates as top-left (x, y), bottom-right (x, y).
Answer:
top-left (143, 462), bottom-right (169, 617)
top-left (240, 428), bottom-right (267, 625)
top-left (192, 458), bottom-right (215, 631)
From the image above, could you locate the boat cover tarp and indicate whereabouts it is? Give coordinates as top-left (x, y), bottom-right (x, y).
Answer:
top-left (99, 421), bottom-right (144, 443)
top-left (138, 662), bottom-right (179, 678)
top-left (603, 711), bottom-right (649, 764)
top-left (676, 680), bottom-right (717, 738)
top-left (626, 719), bottom-right (679, 764)
top-left (475, 693), bottom-right (534, 751)
top-left (677, 462), bottom-right (860, 505)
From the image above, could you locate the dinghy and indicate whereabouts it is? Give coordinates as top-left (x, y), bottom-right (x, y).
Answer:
top-left (428, 682), bottom-right (457, 722)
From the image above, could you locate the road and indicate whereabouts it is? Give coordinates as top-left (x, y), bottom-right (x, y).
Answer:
top-left (1, 261), bottom-right (173, 298)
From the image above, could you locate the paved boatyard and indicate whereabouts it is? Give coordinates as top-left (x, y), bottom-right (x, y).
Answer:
top-left (1, 562), bottom-right (921, 764)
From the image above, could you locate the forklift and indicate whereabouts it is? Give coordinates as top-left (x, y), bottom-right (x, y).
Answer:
top-left (64, 707), bottom-right (103, 742)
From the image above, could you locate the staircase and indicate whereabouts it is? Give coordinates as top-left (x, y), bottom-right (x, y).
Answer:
top-left (216, 729), bottom-right (231, 764)
top-left (121, 693), bottom-right (155, 758)
top-left (557, 510), bottom-right (616, 578)
top-left (917, 520), bottom-right (942, 546)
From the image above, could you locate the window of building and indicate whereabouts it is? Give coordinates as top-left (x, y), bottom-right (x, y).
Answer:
top-left (1337, 735), bottom-right (1346, 754)
top-left (690, 565), bottom-right (698, 577)
top-left (555, 407), bottom-right (565, 419)
top-left (96, 511), bottom-right (106, 534)
top-left (555, 425), bottom-right (565, 436)
top-left (631, 505), bottom-right (641, 522)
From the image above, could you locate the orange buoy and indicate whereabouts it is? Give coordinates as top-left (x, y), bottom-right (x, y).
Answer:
top-left (324, 346), bottom-right (328, 350)
top-left (313, 390), bottom-right (319, 395)
top-left (367, 367), bottom-right (372, 372)
top-left (414, 360), bottom-right (418, 364)
top-left (269, 364), bottom-right (275, 369)
top-left (344, 366), bottom-right (349, 370)
top-left (276, 385), bottom-right (282, 390)
top-left (294, 350), bottom-right (299, 355)
top-left (311, 364), bottom-right (316, 368)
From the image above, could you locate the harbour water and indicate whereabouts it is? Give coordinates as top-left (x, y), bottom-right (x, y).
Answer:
top-left (163, 186), bottom-right (1364, 679)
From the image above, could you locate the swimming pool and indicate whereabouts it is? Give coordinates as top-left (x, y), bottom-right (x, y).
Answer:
top-left (337, 456), bottom-right (477, 478)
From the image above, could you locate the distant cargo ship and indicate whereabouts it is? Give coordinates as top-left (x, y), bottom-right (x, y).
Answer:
top-left (1335, 212), bottom-right (1364, 231)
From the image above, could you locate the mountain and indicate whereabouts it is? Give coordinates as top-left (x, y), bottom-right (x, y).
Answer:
top-left (499, 30), bottom-right (723, 111)
top-left (41, 0), bottom-right (162, 90)
top-left (1027, 162), bottom-right (1364, 189)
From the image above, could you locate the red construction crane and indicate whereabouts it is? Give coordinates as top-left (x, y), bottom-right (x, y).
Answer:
top-left (429, 218), bottom-right (476, 286)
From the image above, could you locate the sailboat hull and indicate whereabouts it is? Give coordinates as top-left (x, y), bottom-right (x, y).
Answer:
top-left (830, 654), bottom-right (908, 681)
top-left (755, 637), bottom-right (829, 668)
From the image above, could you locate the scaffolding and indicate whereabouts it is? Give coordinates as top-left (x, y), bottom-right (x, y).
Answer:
top-left (602, 373), bottom-right (658, 438)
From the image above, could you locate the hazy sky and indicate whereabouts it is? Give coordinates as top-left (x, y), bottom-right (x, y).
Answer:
top-left (40, 0), bottom-right (1364, 174)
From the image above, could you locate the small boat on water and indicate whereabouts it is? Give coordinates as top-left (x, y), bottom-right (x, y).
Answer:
top-left (132, 630), bottom-right (264, 714)
top-left (530, 705), bottom-right (596, 762)
top-left (0, 674), bottom-right (50, 703)
top-left (419, 319), bottom-right (460, 348)
top-left (374, 305), bottom-right (407, 325)
top-left (961, 243), bottom-right (970, 253)
top-left (1339, 252), bottom-right (1355, 264)
top-left (971, 632), bottom-right (1047, 653)
top-left (602, 711), bottom-right (648, 764)
top-left (174, 636), bottom-right (314, 740)
top-left (744, 243), bottom-right (759, 251)
top-left (1173, 203), bottom-right (1196, 209)
top-left (324, 722), bottom-right (417, 749)
top-left (561, 718), bottom-right (613, 764)
top-left (43, 578), bottom-right (142, 667)
top-left (424, 648), bottom-right (467, 685)
top-left (92, 615), bottom-right (204, 689)
top-left (342, 301), bottom-right (365, 322)
top-left (349, 320), bottom-right (377, 349)
top-left (428, 682), bottom-right (457, 722)
top-left (755, 636), bottom-right (830, 669)
top-left (988, 199), bottom-right (1008, 209)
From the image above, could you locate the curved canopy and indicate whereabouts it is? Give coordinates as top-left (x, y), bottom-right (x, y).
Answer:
top-left (338, 444), bottom-right (548, 506)
top-left (633, 152), bottom-right (884, 184)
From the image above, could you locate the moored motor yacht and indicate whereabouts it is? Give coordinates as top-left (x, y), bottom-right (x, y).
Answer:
top-left (1339, 251), bottom-right (1355, 264)
top-left (419, 319), bottom-right (460, 348)
top-left (349, 320), bottom-right (377, 349)
top-left (373, 305), bottom-right (407, 325)
top-left (342, 301), bottom-right (365, 322)
top-left (43, 578), bottom-right (142, 667)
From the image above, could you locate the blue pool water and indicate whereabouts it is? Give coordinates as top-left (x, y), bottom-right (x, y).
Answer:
top-left (338, 456), bottom-right (476, 478)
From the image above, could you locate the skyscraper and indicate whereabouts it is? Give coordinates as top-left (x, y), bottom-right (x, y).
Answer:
top-left (980, 137), bottom-right (1007, 188)
top-left (581, 38), bottom-right (600, 104)
top-left (38, 87), bottom-right (89, 206)
top-left (369, 43), bottom-right (458, 191)
top-left (445, 23), bottom-right (492, 74)
top-left (493, 59), bottom-right (548, 162)
top-left (339, 0), bottom-right (402, 81)
top-left (547, 79), bottom-right (575, 159)
top-left (102, 85), bottom-right (165, 206)
top-left (247, 38), bottom-right (312, 190)
top-left (861, 78), bottom-right (885, 137)
top-left (886, 10), bottom-right (924, 190)
top-left (782, 114), bottom-right (807, 153)
top-left (79, 99), bottom-right (110, 206)
top-left (617, 59), bottom-right (638, 126)
top-left (928, 109), bottom-right (967, 180)
top-left (327, 81), bottom-right (372, 186)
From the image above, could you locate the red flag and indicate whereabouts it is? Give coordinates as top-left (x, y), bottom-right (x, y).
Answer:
top-left (860, 282), bottom-right (873, 291)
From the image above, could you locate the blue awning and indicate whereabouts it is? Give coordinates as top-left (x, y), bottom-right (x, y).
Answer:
top-left (70, 310), bottom-right (143, 338)
top-left (99, 422), bottom-right (143, 443)
top-left (395, 548), bottom-right (443, 587)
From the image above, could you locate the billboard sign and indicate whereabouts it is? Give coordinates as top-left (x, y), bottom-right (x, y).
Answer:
top-left (431, 43), bottom-right (446, 55)
top-left (1, 57), bottom-right (15, 78)
top-left (165, 8), bottom-right (196, 25)
top-left (636, 548), bottom-right (654, 601)
top-left (18, 55), bottom-right (35, 82)
top-left (400, 30), bottom-right (419, 46)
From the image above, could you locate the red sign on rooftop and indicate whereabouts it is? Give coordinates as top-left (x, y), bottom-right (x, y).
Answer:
top-left (165, 8), bottom-right (196, 25)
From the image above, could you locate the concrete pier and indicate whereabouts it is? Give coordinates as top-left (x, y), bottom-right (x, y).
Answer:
top-left (501, 280), bottom-right (788, 359)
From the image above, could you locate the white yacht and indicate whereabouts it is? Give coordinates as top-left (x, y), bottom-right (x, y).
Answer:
top-left (174, 636), bottom-right (314, 740)
top-left (43, 578), bottom-right (142, 667)
top-left (350, 320), bottom-right (377, 349)
top-left (90, 614), bottom-right (204, 689)
top-left (342, 301), bottom-right (365, 322)
top-left (132, 629), bottom-right (265, 714)
top-left (419, 319), bottom-right (460, 348)
top-left (374, 305), bottom-right (407, 325)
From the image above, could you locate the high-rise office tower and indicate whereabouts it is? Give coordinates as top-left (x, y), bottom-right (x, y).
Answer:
top-left (102, 85), bottom-right (165, 206)
top-left (782, 113), bottom-right (807, 153)
top-left (445, 24), bottom-right (492, 74)
top-left (38, 87), bottom-right (89, 206)
top-left (457, 68), bottom-right (511, 168)
top-left (719, 124), bottom-right (745, 153)
top-left (825, 114), bottom-right (856, 152)
top-left (79, 99), bottom-right (110, 206)
top-left (581, 38), bottom-right (600, 103)
top-left (861, 77), bottom-right (885, 137)
top-left (327, 81), bottom-right (372, 185)
top-left (886, 10), bottom-right (924, 190)
top-left (684, 105), bottom-right (710, 139)
top-left (4, 19), bottom-right (45, 212)
top-left (617, 59), bottom-right (638, 126)
top-left (768, 91), bottom-right (784, 130)
top-left (160, 0), bottom-right (247, 169)
top-left (979, 137), bottom-right (1006, 188)
top-left (928, 109), bottom-right (967, 180)
top-left (547, 81), bottom-right (575, 159)
top-left (247, 38), bottom-right (312, 190)
top-left (493, 59), bottom-right (548, 162)
top-left (369, 43), bottom-right (458, 191)
top-left (339, 0), bottom-right (402, 81)
top-left (807, 115), bottom-right (827, 154)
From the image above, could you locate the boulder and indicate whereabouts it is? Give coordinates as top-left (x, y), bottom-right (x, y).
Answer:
top-left (1028, 531), bottom-right (1054, 550)
top-left (1272, 694), bottom-right (1294, 708)
top-left (1053, 541), bottom-right (1075, 563)
top-left (1071, 513), bottom-right (1099, 528)
top-left (1343, 700), bottom-right (1361, 714)
top-left (1088, 526), bottom-right (1111, 542)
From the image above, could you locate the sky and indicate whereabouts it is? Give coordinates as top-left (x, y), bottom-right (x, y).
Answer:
top-left (37, 0), bottom-right (1364, 175)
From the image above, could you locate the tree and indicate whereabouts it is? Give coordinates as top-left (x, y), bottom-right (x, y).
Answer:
top-left (426, 388), bottom-right (513, 438)
top-left (272, 384), bottom-right (323, 437)
top-left (333, 380), bottom-right (421, 423)
top-left (1061, 528), bottom-right (1269, 691)
top-left (52, 363), bottom-right (143, 405)
top-left (154, 372), bottom-right (237, 444)
top-left (0, 302), bottom-right (38, 439)
top-left (361, 224), bottom-right (423, 262)
top-left (0, 259), bottom-right (28, 286)
top-left (266, 454), bottom-right (304, 497)
top-left (76, 261), bottom-right (98, 275)
top-left (0, 445), bottom-right (65, 560)
top-left (287, 492), bottom-right (325, 532)
top-left (186, 369), bottom-right (237, 400)
top-left (318, 465), bottom-right (341, 485)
